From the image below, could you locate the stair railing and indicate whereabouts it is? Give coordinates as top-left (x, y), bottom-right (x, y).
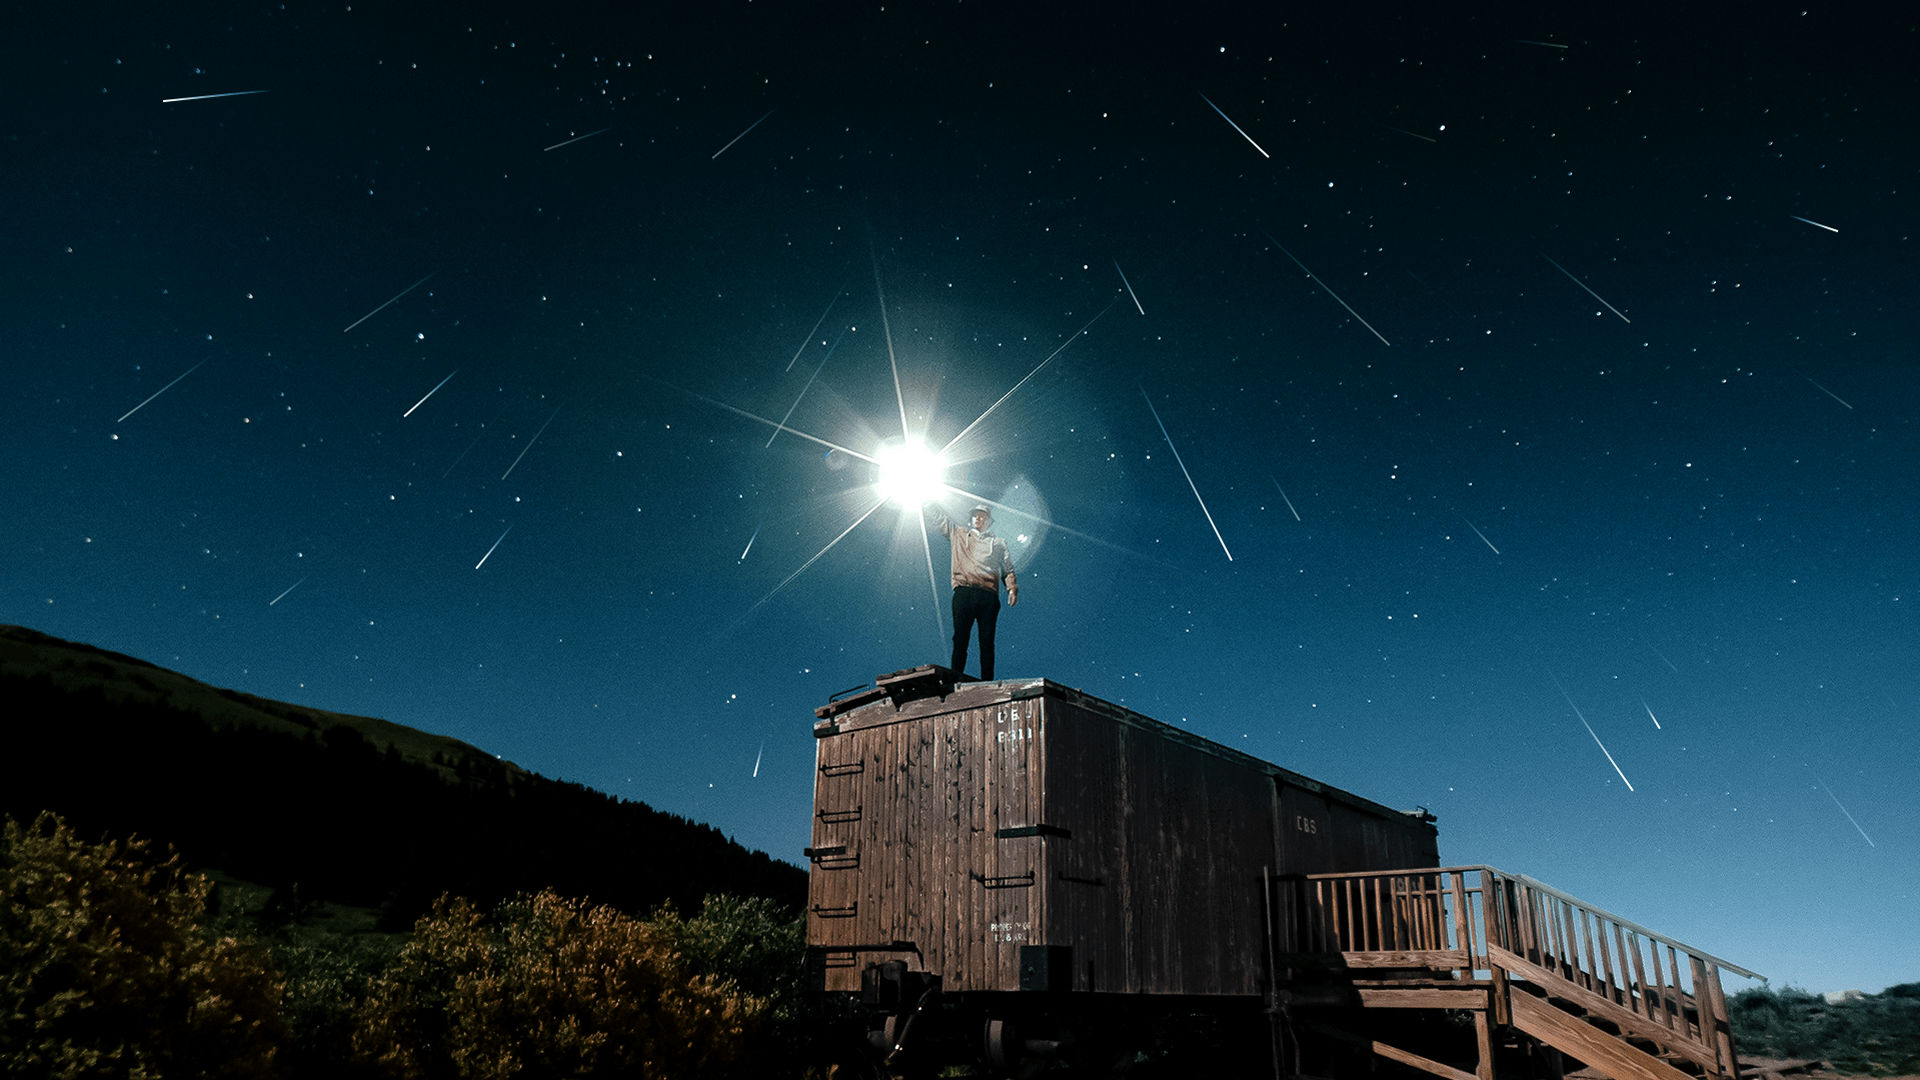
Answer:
top-left (1276, 866), bottom-right (1760, 1079)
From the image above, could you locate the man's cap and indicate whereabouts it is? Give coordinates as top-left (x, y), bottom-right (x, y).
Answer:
top-left (971, 505), bottom-right (991, 516)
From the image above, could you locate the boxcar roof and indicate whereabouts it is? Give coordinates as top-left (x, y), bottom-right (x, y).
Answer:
top-left (815, 666), bottom-right (1435, 828)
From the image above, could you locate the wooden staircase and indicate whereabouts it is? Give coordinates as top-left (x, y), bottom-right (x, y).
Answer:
top-left (1269, 866), bottom-right (1760, 1080)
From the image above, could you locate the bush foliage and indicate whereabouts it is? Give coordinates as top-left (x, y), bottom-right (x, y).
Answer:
top-left (1731, 984), bottom-right (1920, 1076)
top-left (0, 812), bottom-right (285, 1079)
top-left (350, 890), bottom-right (776, 1079)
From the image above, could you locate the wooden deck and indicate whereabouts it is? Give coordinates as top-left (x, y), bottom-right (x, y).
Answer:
top-left (1272, 866), bottom-right (1760, 1080)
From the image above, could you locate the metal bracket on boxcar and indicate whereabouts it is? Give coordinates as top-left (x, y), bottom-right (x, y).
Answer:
top-left (972, 869), bottom-right (1036, 889)
top-left (994, 824), bottom-right (1072, 839)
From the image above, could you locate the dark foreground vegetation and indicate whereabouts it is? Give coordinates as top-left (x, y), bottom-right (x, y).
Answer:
top-left (2, 811), bottom-right (823, 1079)
top-left (1730, 983), bottom-right (1920, 1077)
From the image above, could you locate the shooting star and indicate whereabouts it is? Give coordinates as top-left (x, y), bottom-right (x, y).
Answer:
top-left (268, 576), bottom-right (309, 606)
top-left (162, 90), bottom-right (269, 103)
top-left (1271, 477), bottom-right (1301, 522)
top-left (740, 525), bottom-right (761, 562)
top-left (403, 370), bottom-right (457, 418)
top-left (1645, 642), bottom-right (1680, 674)
top-left (1804, 375), bottom-right (1853, 410)
top-left (1641, 699), bottom-right (1662, 730)
top-left (712, 109), bottom-right (774, 160)
top-left (1552, 674), bottom-right (1633, 791)
top-left (1463, 517), bottom-right (1500, 555)
top-left (442, 432), bottom-right (484, 479)
top-left (770, 325), bottom-right (847, 448)
top-left (1541, 254), bottom-right (1631, 324)
top-left (1381, 123), bottom-right (1437, 143)
top-left (1791, 214), bottom-right (1839, 233)
top-left (343, 272), bottom-right (434, 333)
top-left (752, 738), bottom-right (765, 778)
top-left (785, 280), bottom-right (851, 371)
top-left (543, 126), bottom-right (611, 152)
top-left (1517, 39), bottom-right (1569, 49)
top-left (117, 360), bottom-right (207, 423)
top-left (501, 405), bottom-right (561, 480)
top-left (475, 525), bottom-right (513, 570)
top-left (1199, 92), bottom-right (1271, 159)
top-left (1265, 234), bottom-right (1392, 346)
top-left (1142, 385), bottom-right (1233, 561)
top-left (1114, 260), bottom-right (1146, 315)
top-left (1809, 767), bottom-right (1876, 848)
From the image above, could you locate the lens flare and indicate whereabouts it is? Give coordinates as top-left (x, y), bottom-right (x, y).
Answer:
top-left (874, 438), bottom-right (946, 508)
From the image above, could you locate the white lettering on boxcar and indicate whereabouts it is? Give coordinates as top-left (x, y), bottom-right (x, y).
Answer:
top-left (988, 920), bottom-right (1031, 943)
top-left (995, 727), bottom-right (1035, 744)
top-left (1295, 815), bottom-right (1320, 835)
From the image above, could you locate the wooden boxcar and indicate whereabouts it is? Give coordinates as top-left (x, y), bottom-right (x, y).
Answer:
top-left (805, 666), bottom-right (1439, 1066)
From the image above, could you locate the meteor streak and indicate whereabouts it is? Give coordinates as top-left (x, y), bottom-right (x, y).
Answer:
top-left (404, 370), bottom-right (457, 417)
top-left (745, 495), bottom-right (886, 616)
top-left (1463, 517), bottom-right (1500, 555)
top-left (712, 109), bottom-right (773, 160)
top-left (343, 273), bottom-right (434, 333)
top-left (739, 525), bottom-right (760, 562)
top-left (1809, 766), bottom-right (1876, 848)
top-left (1265, 234), bottom-right (1392, 346)
top-left (162, 90), bottom-right (269, 103)
top-left (501, 405), bottom-right (561, 480)
top-left (786, 280), bottom-right (851, 371)
top-left (1517, 39), bottom-right (1569, 49)
top-left (1271, 477), bottom-right (1301, 521)
top-left (543, 126), bottom-right (611, 151)
top-left (442, 432), bottom-right (484, 479)
top-left (269, 576), bottom-right (309, 606)
top-left (475, 525), bottom-right (512, 569)
top-left (1804, 375), bottom-right (1853, 410)
top-left (1541, 254), bottom-right (1631, 324)
top-left (117, 361), bottom-right (207, 422)
top-left (1552, 674), bottom-right (1633, 791)
top-left (1646, 642), bottom-right (1680, 673)
top-left (1381, 123), bottom-right (1437, 143)
top-left (1642, 699), bottom-right (1662, 730)
top-left (753, 739), bottom-right (764, 778)
top-left (1113, 260), bottom-right (1146, 314)
top-left (1141, 385), bottom-right (1233, 561)
top-left (1791, 214), bottom-right (1839, 233)
top-left (769, 325), bottom-right (848, 448)
top-left (1199, 93), bottom-right (1270, 158)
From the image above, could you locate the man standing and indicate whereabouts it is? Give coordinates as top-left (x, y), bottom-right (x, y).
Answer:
top-left (928, 504), bottom-right (1019, 680)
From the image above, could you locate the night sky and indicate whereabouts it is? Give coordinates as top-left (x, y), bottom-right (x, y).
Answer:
top-left (5, 4), bottom-right (1914, 994)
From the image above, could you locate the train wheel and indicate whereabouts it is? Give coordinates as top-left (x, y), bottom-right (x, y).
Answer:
top-left (984, 1016), bottom-right (1020, 1071)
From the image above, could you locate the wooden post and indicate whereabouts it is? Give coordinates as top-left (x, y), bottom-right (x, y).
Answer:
top-left (1450, 872), bottom-right (1473, 980)
top-left (1474, 1010), bottom-right (1496, 1080)
top-left (1695, 956), bottom-right (1739, 1079)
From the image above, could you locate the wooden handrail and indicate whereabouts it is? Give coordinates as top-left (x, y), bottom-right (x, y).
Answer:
top-left (1277, 865), bottom-right (1759, 1080)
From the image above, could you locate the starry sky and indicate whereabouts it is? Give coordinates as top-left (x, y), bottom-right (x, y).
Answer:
top-left (5, 4), bottom-right (1914, 994)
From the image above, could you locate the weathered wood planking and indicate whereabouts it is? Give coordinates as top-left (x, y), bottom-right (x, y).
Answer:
top-left (808, 673), bottom-right (1439, 998)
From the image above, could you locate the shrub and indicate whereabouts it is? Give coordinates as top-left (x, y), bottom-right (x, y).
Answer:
top-left (352, 889), bottom-right (770, 1079)
top-left (0, 812), bottom-right (284, 1079)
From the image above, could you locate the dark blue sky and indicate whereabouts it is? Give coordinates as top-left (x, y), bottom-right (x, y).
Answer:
top-left (4, 4), bottom-right (1913, 992)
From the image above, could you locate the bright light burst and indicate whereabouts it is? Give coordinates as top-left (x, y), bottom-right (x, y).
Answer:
top-left (666, 261), bottom-right (1139, 637)
top-left (874, 438), bottom-right (948, 508)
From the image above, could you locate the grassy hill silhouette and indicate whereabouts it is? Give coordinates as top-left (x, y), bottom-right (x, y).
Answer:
top-left (0, 624), bottom-right (804, 923)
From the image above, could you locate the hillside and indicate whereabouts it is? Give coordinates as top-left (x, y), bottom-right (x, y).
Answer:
top-left (0, 624), bottom-right (805, 920)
